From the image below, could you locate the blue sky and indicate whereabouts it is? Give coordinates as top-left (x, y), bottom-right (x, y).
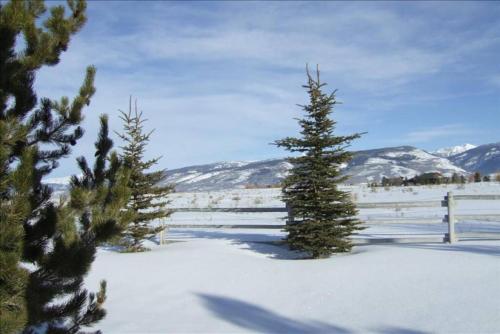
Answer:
top-left (35, 1), bottom-right (500, 177)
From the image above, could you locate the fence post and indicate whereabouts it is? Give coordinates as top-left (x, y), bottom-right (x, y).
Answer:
top-left (159, 222), bottom-right (165, 245)
top-left (286, 202), bottom-right (294, 225)
top-left (447, 191), bottom-right (456, 243)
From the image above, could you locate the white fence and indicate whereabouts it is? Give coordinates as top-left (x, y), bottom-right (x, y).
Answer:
top-left (159, 192), bottom-right (500, 244)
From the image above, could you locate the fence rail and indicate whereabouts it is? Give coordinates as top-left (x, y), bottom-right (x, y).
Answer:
top-left (171, 207), bottom-right (287, 213)
top-left (160, 192), bottom-right (500, 244)
top-left (453, 195), bottom-right (500, 200)
top-left (446, 215), bottom-right (500, 222)
top-left (166, 224), bottom-right (284, 229)
top-left (169, 200), bottom-right (443, 212)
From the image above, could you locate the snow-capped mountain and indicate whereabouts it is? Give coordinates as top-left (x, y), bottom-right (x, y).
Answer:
top-left (164, 159), bottom-right (292, 192)
top-left (449, 142), bottom-right (500, 175)
top-left (44, 143), bottom-right (499, 192)
top-left (433, 144), bottom-right (476, 158)
top-left (163, 146), bottom-right (467, 191)
top-left (346, 146), bottom-right (466, 184)
top-left (43, 175), bottom-right (73, 185)
top-left (43, 175), bottom-right (80, 193)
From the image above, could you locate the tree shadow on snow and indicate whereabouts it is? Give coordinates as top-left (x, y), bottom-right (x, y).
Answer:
top-left (239, 240), bottom-right (311, 260)
top-left (197, 293), bottom-right (432, 334)
top-left (172, 228), bottom-right (282, 243)
top-left (393, 242), bottom-right (500, 257)
top-left (171, 229), bottom-right (308, 259)
top-left (197, 293), bottom-right (351, 333)
top-left (370, 326), bottom-right (430, 334)
top-left (171, 228), bottom-right (370, 259)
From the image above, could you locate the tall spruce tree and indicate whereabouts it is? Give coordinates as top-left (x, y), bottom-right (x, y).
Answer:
top-left (117, 98), bottom-right (173, 252)
top-left (275, 66), bottom-right (364, 259)
top-left (0, 1), bottom-right (125, 332)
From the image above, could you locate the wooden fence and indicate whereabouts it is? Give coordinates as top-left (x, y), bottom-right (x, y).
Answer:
top-left (443, 192), bottom-right (500, 243)
top-left (159, 192), bottom-right (500, 244)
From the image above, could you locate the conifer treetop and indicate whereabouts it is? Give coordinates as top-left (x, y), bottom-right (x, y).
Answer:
top-left (116, 97), bottom-right (161, 171)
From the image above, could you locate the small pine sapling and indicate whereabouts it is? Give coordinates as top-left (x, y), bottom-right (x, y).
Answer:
top-left (116, 98), bottom-right (174, 252)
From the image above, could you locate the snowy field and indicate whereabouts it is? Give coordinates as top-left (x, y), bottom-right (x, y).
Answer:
top-left (85, 183), bottom-right (500, 333)
top-left (167, 182), bottom-right (500, 208)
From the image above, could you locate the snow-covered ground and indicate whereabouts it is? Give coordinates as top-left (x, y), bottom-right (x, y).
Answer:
top-left (85, 183), bottom-right (500, 333)
top-left (87, 237), bottom-right (500, 333)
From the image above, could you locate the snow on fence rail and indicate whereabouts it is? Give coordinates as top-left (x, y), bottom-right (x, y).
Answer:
top-left (160, 192), bottom-right (500, 244)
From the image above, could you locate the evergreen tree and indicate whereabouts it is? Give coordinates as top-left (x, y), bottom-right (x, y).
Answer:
top-left (275, 66), bottom-right (364, 259)
top-left (451, 173), bottom-right (460, 184)
top-left (381, 176), bottom-right (389, 187)
top-left (0, 1), bottom-right (124, 332)
top-left (25, 115), bottom-right (131, 333)
top-left (116, 98), bottom-right (173, 252)
top-left (474, 171), bottom-right (481, 183)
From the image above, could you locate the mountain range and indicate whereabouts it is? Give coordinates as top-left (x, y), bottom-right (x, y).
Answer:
top-left (431, 144), bottom-right (477, 158)
top-left (448, 142), bottom-right (500, 175)
top-left (44, 142), bottom-right (499, 192)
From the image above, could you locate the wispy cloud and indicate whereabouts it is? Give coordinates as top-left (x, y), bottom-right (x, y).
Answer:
top-left (30, 1), bottom-right (500, 176)
top-left (405, 124), bottom-right (472, 143)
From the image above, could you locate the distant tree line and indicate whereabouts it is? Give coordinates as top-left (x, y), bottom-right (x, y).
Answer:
top-left (244, 183), bottom-right (282, 189)
top-left (372, 171), bottom-right (500, 187)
